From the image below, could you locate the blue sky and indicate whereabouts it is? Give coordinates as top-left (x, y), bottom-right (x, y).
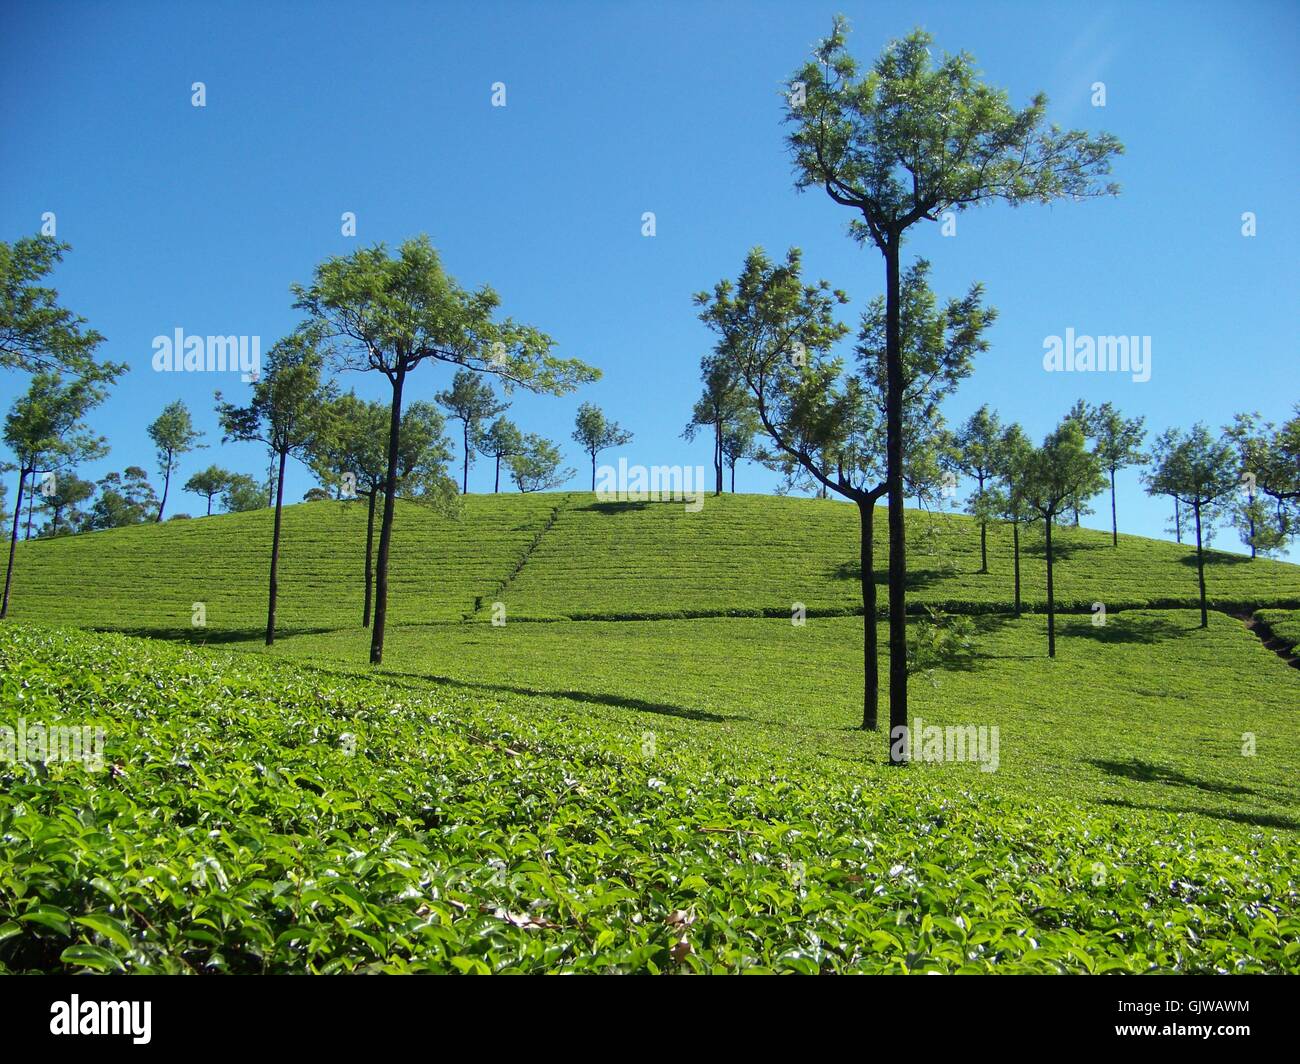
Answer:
top-left (2, 0), bottom-right (1297, 554)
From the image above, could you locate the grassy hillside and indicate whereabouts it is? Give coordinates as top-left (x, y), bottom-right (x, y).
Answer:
top-left (264, 609), bottom-right (1300, 835)
top-left (3, 624), bottom-right (1296, 974)
top-left (5, 494), bottom-right (566, 633)
top-left (6, 493), bottom-right (1300, 632)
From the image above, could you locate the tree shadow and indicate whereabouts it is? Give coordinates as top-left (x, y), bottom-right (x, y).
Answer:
top-left (1097, 797), bottom-right (1297, 833)
top-left (1057, 614), bottom-right (1188, 645)
top-left (290, 658), bottom-right (740, 725)
top-left (1177, 550), bottom-right (1253, 567)
top-left (103, 624), bottom-right (344, 645)
top-left (577, 501), bottom-right (652, 514)
top-left (1088, 758), bottom-right (1256, 797)
top-left (830, 561), bottom-right (945, 592)
top-left (1021, 538), bottom-right (1108, 562)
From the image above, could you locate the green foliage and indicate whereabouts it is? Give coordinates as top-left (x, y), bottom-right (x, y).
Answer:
top-left (0, 235), bottom-right (123, 379)
top-left (0, 622), bottom-right (1295, 974)
top-left (184, 465), bottom-right (235, 516)
top-left (506, 435), bottom-right (573, 493)
top-left (82, 467), bottom-right (157, 531)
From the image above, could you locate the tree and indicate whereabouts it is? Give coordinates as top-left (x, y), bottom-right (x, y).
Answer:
top-left (310, 392), bottom-right (454, 626)
top-left (475, 416), bottom-right (525, 492)
top-left (699, 248), bottom-right (989, 737)
top-left (507, 433), bottom-right (573, 492)
top-left (0, 236), bottom-right (123, 378)
top-left (221, 473), bottom-right (265, 514)
top-left (217, 329), bottom-right (334, 645)
top-left (37, 473), bottom-right (95, 536)
top-left (572, 402), bottom-right (633, 491)
top-left (1145, 425), bottom-right (1239, 628)
top-left (435, 368), bottom-right (508, 494)
top-left (147, 400), bottom-right (205, 521)
top-left (2, 372), bottom-right (109, 617)
top-left (1020, 419), bottom-right (1106, 657)
top-left (1227, 408), bottom-right (1299, 549)
top-left (721, 404), bottom-right (761, 493)
top-left (184, 465), bottom-right (233, 516)
top-left (786, 18), bottom-right (1121, 737)
top-left (988, 423), bottom-right (1034, 617)
top-left (293, 235), bottom-right (597, 664)
top-left (1083, 402), bottom-right (1147, 546)
top-left (83, 467), bottom-right (157, 531)
top-left (948, 405), bottom-right (1003, 573)
top-left (684, 357), bottom-right (747, 496)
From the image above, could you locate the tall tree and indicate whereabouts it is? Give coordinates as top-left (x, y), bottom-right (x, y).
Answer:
top-left (184, 465), bottom-right (233, 516)
top-left (293, 236), bottom-right (597, 664)
top-left (987, 423), bottom-right (1034, 617)
top-left (37, 473), bottom-right (95, 536)
top-left (786, 19), bottom-right (1121, 731)
top-left (1083, 402), bottom-right (1147, 545)
top-left (2, 372), bottom-right (109, 617)
top-left (435, 368), bottom-right (508, 494)
top-left (1019, 419), bottom-right (1106, 657)
top-left (684, 356), bottom-right (747, 496)
top-left (217, 329), bottom-right (334, 646)
top-left (948, 405), bottom-right (1003, 573)
top-left (147, 400), bottom-right (205, 521)
top-left (572, 402), bottom-right (633, 491)
top-left (507, 433), bottom-right (573, 492)
top-left (82, 467), bottom-right (158, 531)
top-left (700, 248), bottom-right (989, 738)
top-left (311, 392), bottom-right (454, 626)
top-left (475, 416), bottom-right (525, 493)
top-left (1145, 425), bottom-right (1240, 628)
top-left (721, 404), bottom-right (761, 493)
top-left (0, 236), bottom-right (122, 378)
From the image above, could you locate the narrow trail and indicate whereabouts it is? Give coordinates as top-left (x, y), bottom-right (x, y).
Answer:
top-left (467, 500), bottom-right (567, 620)
top-left (1235, 611), bottom-right (1300, 670)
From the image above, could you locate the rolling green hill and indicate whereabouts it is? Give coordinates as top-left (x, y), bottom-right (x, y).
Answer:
top-left (7, 493), bottom-right (1299, 633)
top-left (3, 492), bottom-right (1299, 973)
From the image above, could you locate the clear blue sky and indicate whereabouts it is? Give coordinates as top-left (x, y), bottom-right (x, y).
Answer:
top-left (3, 0), bottom-right (1297, 554)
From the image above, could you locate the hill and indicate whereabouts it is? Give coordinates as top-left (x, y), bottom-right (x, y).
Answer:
top-left (7, 493), bottom-right (1300, 633)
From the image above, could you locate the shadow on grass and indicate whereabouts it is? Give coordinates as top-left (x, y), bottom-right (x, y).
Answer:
top-left (1178, 550), bottom-right (1254, 567)
top-left (288, 658), bottom-right (740, 725)
top-left (577, 501), bottom-right (652, 514)
top-left (1021, 537), bottom-right (1108, 562)
top-left (830, 561), bottom-right (945, 592)
top-left (1089, 758), bottom-right (1256, 797)
top-left (1097, 797), bottom-right (1297, 833)
top-left (1056, 614), bottom-right (1188, 645)
top-left (105, 625), bottom-right (345, 645)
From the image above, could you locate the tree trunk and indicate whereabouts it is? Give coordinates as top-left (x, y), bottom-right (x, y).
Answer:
top-left (713, 421), bottom-right (722, 496)
top-left (265, 448), bottom-right (288, 646)
top-left (1, 468), bottom-right (27, 618)
top-left (206, 494), bottom-right (213, 517)
top-left (1109, 466), bottom-right (1118, 546)
top-left (591, 451), bottom-right (597, 492)
top-left (462, 423), bottom-right (470, 495)
top-left (363, 487), bottom-right (377, 627)
top-left (371, 370), bottom-right (406, 665)
top-left (1045, 513), bottom-right (1056, 658)
top-left (884, 238), bottom-right (908, 760)
top-left (1012, 518), bottom-right (1021, 618)
top-left (977, 473), bottom-right (987, 573)
top-left (730, 460), bottom-right (736, 494)
top-left (858, 499), bottom-right (879, 730)
top-left (494, 455), bottom-right (501, 493)
top-left (157, 453), bottom-right (171, 522)
top-left (24, 485), bottom-right (35, 540)
top-left (1194, 499), bottom-right (1207, 628)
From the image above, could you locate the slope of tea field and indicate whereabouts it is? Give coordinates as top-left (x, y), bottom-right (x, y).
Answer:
top-left (2, 624), bottom-right (1296, 975)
